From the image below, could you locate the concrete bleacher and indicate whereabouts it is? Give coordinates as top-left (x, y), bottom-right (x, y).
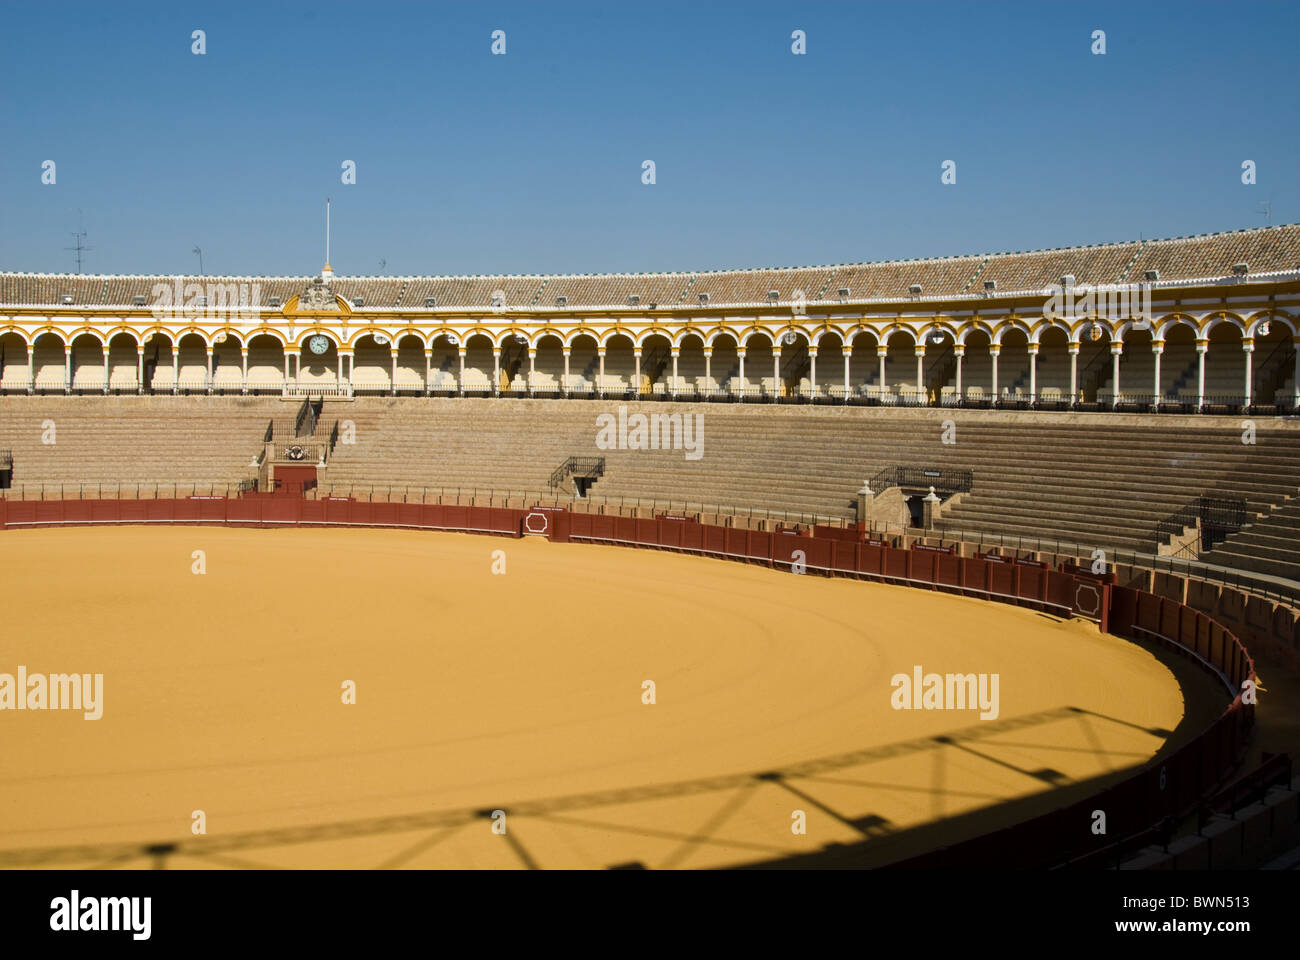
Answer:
top-left (3, 396), bottom-right (1299, 581)
top-left (0, 396), bottom-right (278, 491)
top-left (1203, 501), bottom-right (1300, 582)
top-left (315, 400), bottom-right (1300, 561)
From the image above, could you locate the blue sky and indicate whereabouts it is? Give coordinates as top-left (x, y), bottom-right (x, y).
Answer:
top-left (1, 0), bottom-right (1296, 277)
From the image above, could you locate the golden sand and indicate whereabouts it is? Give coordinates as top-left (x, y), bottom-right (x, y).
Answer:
top-left (0, 525), bottom-right (1197, 868)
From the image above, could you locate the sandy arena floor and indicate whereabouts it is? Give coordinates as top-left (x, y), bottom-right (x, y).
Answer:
top-left (0, 525), bottom-right (1206, 869)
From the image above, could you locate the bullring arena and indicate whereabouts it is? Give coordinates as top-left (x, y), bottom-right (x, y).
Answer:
top-left (2, 223), bottom-right (1299, 870)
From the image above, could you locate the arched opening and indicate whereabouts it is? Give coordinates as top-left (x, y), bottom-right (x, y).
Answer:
top-left (498, 333), bottom-right (530, 394)
top-left (246, 335), bottom-right (285, 394)
top-left (352, 335), bottom-right (391, 394)
top-left (70, 334), bottom-right (105, 393)
top-left (0, 333), bottom-right (31, 393)
top-left (996, 328), bottom-right (1031, 406)
top-left (566, 334), bottom-right (598, 396)
top-left (211, 332), bottom-right (243, 393)
top-left (107, 333), bottom-right (141, 394)
top-left (395, 335), bottom-right (425, 395)
top-left (641, 333), bottom-right (673, 397)
top-left (1158, 321), bottom-right (1198, 405)
top-left (1075, 325), bottom-right (1112, 405)
top-left (808, 332), bottom-right (842, 402)
top-left (32, 333), bottom-right (67, 393)
top-left (960, 329), bottom-right (992, 405)
top-left (709, 334), bottom-right (739, 399)
top-left (742, 332), bottom-right (774, 399)
top-left (1205, 321), bottom-right (1245, 409)
top-left (1035, 326), bottom-right (1071, 407)
top-left (1251, 318), bottom-right (1295, 410)
top-left (674, 333), bottom-right (706, 399)
top-left (918, 327), bottom-right (954, 405)
top-left (297, 335), bottom-right (339, 395)
top-left (140, 333), bottom-right (174, 394)
top-left (1115, 325), bottom-right (1154, 409)
top-left (533, 334), bottom-right (564, 397)
top-left (462, 334), bottom-right (494, 395)
top-left (847, 331), bottom-right (879, 401)
top-left (428, 334), bottom-right (460, 395)
top-left (603, 334), bottom-right (635, 397)
top-left (176, 333), bottom-right (209, 393)
top-left (883, 331), bottom-right (917, 405)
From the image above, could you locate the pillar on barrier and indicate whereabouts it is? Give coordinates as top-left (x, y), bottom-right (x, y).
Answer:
top-left (857, 480), bottom-right (874, 523)
top-left (922, 485), bottom-right (941, 530)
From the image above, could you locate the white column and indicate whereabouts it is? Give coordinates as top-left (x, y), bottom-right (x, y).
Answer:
top-left (206, 346), bottom-right (214, 395)
top-left (1151, 342), bottom-right (1162, 409)
top-left (138, 343), bottom-right (145, 395)
top-left (26, 344), bottom-right (33, 394)
top-left (598, 349), bottom-right (606, 396)
top-left (704, 349), bottom-right (712, 394)
top-left (493, 347), bottom-right (500, 393)
top-left (458, 347), bottom-right (466, 396)
top-left (173, 344), bottom-right (179, 395)
top-left (808, 349), bottom-right (817, 394)
top-left (990, 345), bottom-right (1000, 400)
top-left (878, 347), bottom-right (887, 393)
top-left (64, 346), bottom-right (72, 394)
top-left (528, 349), bottom-right (536, 397)
top-left (1028, 346), bottom-right (1038, 403)
top-left (633, 348), bottom-right (642, 395)
top-left (1110, 343), bottom-right (1122, 405)
top-left (914, 347), bottom-right (924, 400)
top-left (1293, 337), bottom-right (1300, 409)
top-left (340, 352), bottom-right (353, 394)
top-left (1069, 344), bottom-right (1079, 403)
top-left (773, 349), bottom-right (781, 397)
top-left (1243, 340), bottom-right (1254, 406)
top-left (842, 349), bottom-right (851, 397)
top-left (424, 349), bottom-right (432, 396)
top-left (954, 346), bottom-right (964, 401)
top-left (671, 350), bottom-right (679, 398)
top-left (391, 350), bottom-right (397, 396)
top-left (1196, 341), bottom-right (1207, 410)
top-left (102, 343), bottom-right (109, 394)
top-left (563, 348), bottom-right (571, 394)
top-left (241, 348), bottom-right (248, 395)
top-left (737, 348), bottom-right (746, 399)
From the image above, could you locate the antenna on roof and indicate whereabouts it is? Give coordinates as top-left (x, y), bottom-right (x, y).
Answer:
top-left (326, 198), bottom-right (331, 266)
top-left (64, 211), bottom-right (92, 274)
top-left (1257, 200), bottom-right (1272, 224)
top-left (192, 246), bottom-right (204, 276)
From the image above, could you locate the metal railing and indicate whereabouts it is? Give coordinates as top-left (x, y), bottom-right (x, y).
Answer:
top-left (1153, 495), bottom-right (1248, 550)
top-left (548, 456), bottom-right (606, 489)
top-left (869, 465), bottom-right (974, 495)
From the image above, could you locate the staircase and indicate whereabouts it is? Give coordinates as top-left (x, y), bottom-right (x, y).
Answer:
top-left (1202, 499), bottom-right (1300, 582)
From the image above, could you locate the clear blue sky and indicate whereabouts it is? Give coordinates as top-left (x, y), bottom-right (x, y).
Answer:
top-left (1, 0), bottom-right (1296, 277)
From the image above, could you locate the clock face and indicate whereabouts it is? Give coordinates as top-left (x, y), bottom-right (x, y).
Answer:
top-left (308, 335), bottom-right (330, 355)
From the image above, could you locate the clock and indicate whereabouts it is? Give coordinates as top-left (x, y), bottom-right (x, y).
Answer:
top-left (308, 335), bottom-right (330, 355)
top-left (373, 333), bottom-right (389, 346)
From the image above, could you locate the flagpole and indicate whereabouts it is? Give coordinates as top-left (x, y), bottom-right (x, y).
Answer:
top-left (326, 198), bottom-right (331, 266)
